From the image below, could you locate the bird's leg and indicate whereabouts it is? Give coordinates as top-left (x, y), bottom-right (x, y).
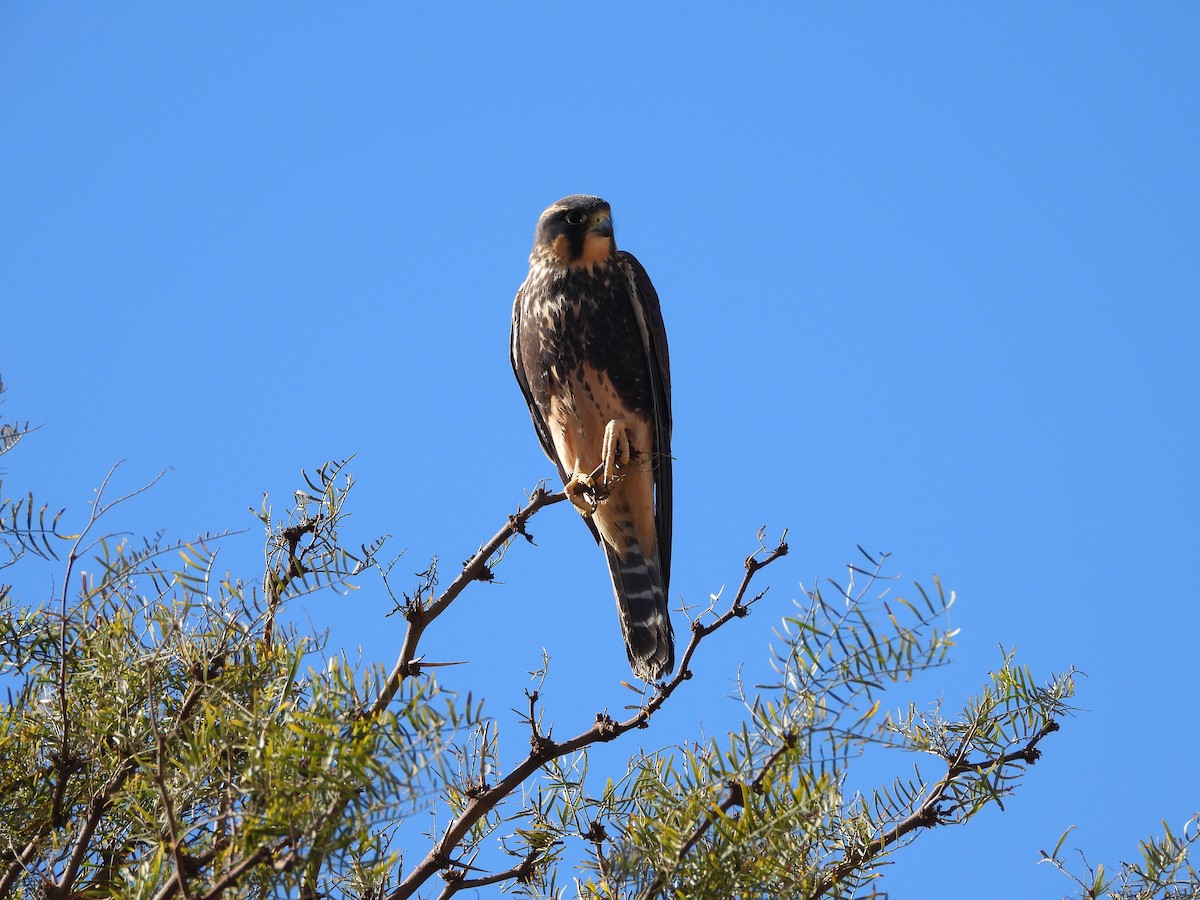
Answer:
top-left (599, 418), bottom-right (631, 496)
top-left (564, 473), bottom-right (597, 515)
top-left (563, 423), bottom-right (630, 515)
top-left (564, 457), bottom-right (599, 516)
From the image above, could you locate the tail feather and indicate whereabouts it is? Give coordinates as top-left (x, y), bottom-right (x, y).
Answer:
top-left (604, 543), bottom-right (674, 681)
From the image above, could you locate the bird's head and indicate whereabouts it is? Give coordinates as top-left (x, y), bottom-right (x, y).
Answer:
top-left (531, 195), bottom-right (616, 269)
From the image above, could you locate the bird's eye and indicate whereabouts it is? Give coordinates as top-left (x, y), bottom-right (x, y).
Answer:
top-left (565, 210), bottom-right (586, 226)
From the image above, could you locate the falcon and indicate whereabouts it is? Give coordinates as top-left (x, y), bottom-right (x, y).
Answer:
top-left (510, 195), bottom-right (674, 681)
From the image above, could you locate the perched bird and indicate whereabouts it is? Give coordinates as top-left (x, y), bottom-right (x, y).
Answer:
top-left (510, 195), bottom-right (674, 681)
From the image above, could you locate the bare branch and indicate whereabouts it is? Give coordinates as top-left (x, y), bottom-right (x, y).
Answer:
top-left (366, 485), bottom-right (567, 721)
top-left (386, 532), bottom-right (789, 900)
top-left (434, 849), bottom-right (540, 899)
top-left (292, 485), bottom-right (570, 895)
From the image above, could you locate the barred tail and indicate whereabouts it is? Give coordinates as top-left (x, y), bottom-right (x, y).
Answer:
top-left (604, 542), bottom-right (674, 681)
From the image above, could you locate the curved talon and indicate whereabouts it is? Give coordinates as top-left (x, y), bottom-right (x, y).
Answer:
top-left (564, 420), bottom-right (634, 517)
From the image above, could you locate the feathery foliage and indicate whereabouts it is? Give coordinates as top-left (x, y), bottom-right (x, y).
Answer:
top-left (1, 389), bottom-right (1186, 899)
top-left (1041, 816), bottom-right (1200, 900)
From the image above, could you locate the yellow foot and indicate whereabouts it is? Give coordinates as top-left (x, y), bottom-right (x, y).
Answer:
top-left (565, 472), bottom-right (597, 516)
top-left (565, 421), bottom-right (634, 517)
top-left (601, 418), bottom-right (632, 489)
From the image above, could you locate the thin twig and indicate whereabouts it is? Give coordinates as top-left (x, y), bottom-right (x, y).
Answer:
top-left (37, 667), bottom-right (225, 900)
top-left (0, 843), bottom-right (39, 897)
top-left (809, 720), bottom-right (1061, 898)
top-left (52, 465), bottom-right (170, 830)
top-left (195, 842), bottom-right (286, 900)
top-left (365, 486), bottom-right (567, 721)
top-left (675, 736), bottom-right (796, 867)
top-left (50, 766), bottom-right (134, 899)
top-left (435, 850), bottom-right (540, 899)
top-left (149, 682), bottom-right (196, 900)
top-left (297, 485), bottom-right (570, 897)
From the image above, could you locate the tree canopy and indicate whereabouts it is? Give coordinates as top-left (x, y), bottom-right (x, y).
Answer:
top-left (1, 393), bottom-right (1195, 899)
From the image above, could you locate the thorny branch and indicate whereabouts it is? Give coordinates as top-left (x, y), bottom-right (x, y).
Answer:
top-left (298, 483), bottom-right (574, 896)
top-left (4, 453), bottom-right (789, 900)
top-left (386, 529), bottom-right (790, 900)
top-left (365, 484), bottom-right (569, 721)
top-left (434, 849), bottom-right (540, 899)
top-left (809, 720), bottom-right (1061, 899)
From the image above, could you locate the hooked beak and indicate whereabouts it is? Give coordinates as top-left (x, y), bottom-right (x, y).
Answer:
top-left (590, 214), bottom-right (613, 238)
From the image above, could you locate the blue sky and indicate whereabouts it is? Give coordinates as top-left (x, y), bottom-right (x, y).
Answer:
top-left (3, 4), bottom-right (1198, 896)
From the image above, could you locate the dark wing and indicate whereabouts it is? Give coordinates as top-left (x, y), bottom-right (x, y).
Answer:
top-left (510, 284), bottom-right (604, 543)
top-left (618, 250), bottom-right (673, 591)
top-left (510, 286), bottom-right (558, 467)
